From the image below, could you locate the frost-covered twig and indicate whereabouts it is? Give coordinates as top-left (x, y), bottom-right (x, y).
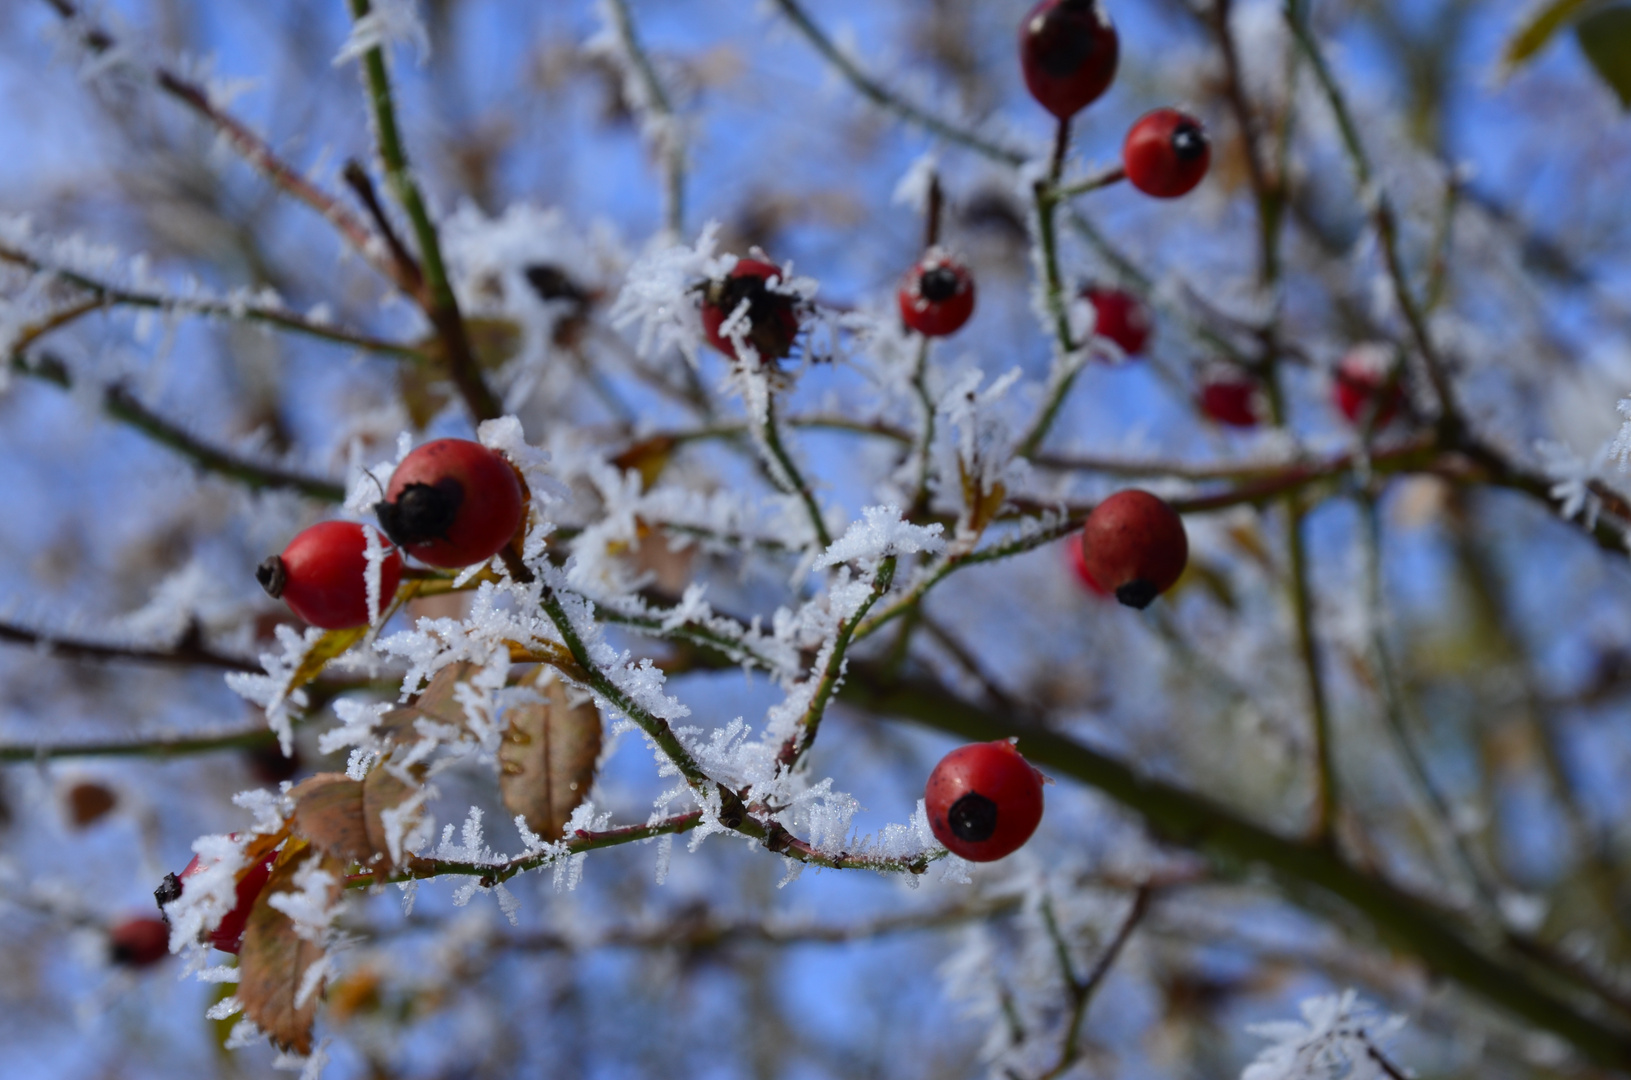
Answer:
top-left (758, 400), bottom-right (833, 550)
top-left (1286, 501), bottom-right (1338, 843)
top-left (41, 0), bottom-right (415, 295)
top-left (1037, 886), bottom-right (1151, 1080)
top-left (766, 0), bottom-right (1028, 166)
top-left (776, 557), bottom-right (896, 772)
top-left (0, 616), bottom-right (257, 672)
top-left (11, 352), bottom-right (348, 501)
top-left (596, 0), bottom-right (687, 237)
top-left (344, 0), bottom-right (501, 422)
top-left (1015, 180), bottom-right (1081, 458)
top-left (0, 727), bottom-right (275, 763)
top-left (0, 243), bottom-right (423, 360)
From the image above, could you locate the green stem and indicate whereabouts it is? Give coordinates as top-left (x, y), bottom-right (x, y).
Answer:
top-left (345, 0), bottom-right (501, 422)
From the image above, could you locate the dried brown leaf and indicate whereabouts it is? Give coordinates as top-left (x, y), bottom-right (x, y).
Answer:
top-left (238, 847), bottom-right (338, 1055)
top-left (499, 670), bottom-right (602, 840)
top-left (290, 774), bottom-right (373, 865)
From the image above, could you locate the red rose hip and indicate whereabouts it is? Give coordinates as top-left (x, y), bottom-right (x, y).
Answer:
top-left (257, 521), bottom-right (402, 629)
top-left (108, 916), bottom-right (171, 968)
top-left (898, 249), bottom-right (976, 337)
top-left (1333, 346), bottom-right (1404, 428)
top-left (1080, 489), bottom-right (1189, 609)
top-left (1082, 285), bottom-right (1152, 357)
top-left (1198, 371), bottom-right (1263, 428)
top-left (1019, 0), bottom-right (1119, 120)
top-left (1065, 531), bottom-right (1111, 598)
top-left (926, 740), bottom-right (1045, 861)
top-left (700, 258), bottom-right (801, 363)
top-left (375, 439), bottom-right (525, 568)
top-left (1123, 108), bottom-right (1210, 198)
top-left (156, 844), bottom-right (280, 955)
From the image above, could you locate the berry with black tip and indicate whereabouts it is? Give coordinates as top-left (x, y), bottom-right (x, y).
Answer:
top-left (700, 258), bottom-right (801, 363)
top-left (1082, 285), bottom-right (1152, 358)
top-left (1123, 108), bottom-right (1211, 199)
top-left (1019, 0), bottom-right (1120, 120)
top-left (925, 740), bottom-right (1045, 862)
top-left (1198, 370), bottom-right (1264, 428)
top-left (1079, 489), bottom-right (1189, 609)
top-left (1333, 346), bottom-right (1404, 428)
top-left (375, 439), bottom-right (525, 568)
top-left (162, 843), bottom-right (280, 954)
top-left (899, 249), bottom-right (976, 337)
top-left (256, 521), bottom-right (402, 630)
top-left (109, 916), bottom-right (170, 968)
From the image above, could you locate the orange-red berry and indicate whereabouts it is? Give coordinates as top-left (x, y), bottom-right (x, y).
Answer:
top-left (1079, 490), bottom-right (1189, 609)
top-left (1019, 0), bottom-right (1119, 120)
top-left (108, 916), bottom-right (170, 968)
top-left (376, 439), bottom-right (525, 569)
top-left (1123, 108), bottom-right (1210, 199)
top-left (925, 741), bottom-right (1045, 861)
top-left (700, 258), bottom-right (801, 362)
top-left (898, 250), bottom-right (976, 337)
top-left (257, 521), bottom-right (402, 629)
top-left (1082, 285), bottom-right (1152, 357)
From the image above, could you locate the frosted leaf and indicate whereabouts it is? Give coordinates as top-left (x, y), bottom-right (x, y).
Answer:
top-left (266, 859), bottom-right (344, 942)
top-left (225, 624), bottom-right (322, 754)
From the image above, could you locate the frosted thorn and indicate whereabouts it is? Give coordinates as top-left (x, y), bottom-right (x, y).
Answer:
top-left (255, 556), bottom-right (286, 599)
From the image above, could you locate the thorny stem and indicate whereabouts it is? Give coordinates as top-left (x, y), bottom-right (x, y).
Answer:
top-left (776, 558), bottom-right (896, 772)
top-left (766, 0), bottom-right (1027, 166)
top-left (345, 0), bottom-right (502, 423)
top-left (0, 245), bottom-right (425, 360)
top-left (41, 0), bottom-right (416, 295)
top-left (10, 352), bottom-right (348, 502)
top-left (604, 0), bottom-right (686, 237)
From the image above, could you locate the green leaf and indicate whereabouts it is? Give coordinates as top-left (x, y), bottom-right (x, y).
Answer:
top-left (1503, 0), bottom-right (1600, 68)
top-left (1578, 5), bottom-right (1631, 106)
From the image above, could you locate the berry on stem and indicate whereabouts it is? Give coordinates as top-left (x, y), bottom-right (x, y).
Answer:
top-left (109, 916), bottom-right (170, 968)
top-left (1198, 369), bottom-right (1264, 428)
top-left (898, 249), bottom-right (976, 337)
top-left (156, 844), bottom-right (280, 955)
top-left (925, 740), bottom-right (1045, 861)
top-left (1334, 345), bottom-right (1405, 428)
top-left (375, 439), bottom-right (525, 568)
top-left (1019, 0), bottom-right (1119, 120)
top-left (257, 521), bottom-right (402, 630)
top-left (1079, 489), bottom-right (1189, 609)
top-left (1123, 108), bottom-right (1211, 198)
top-left (1082, 285), bottom-right (1152, 357)
top-left (700, 258), bottom-right (801, 363)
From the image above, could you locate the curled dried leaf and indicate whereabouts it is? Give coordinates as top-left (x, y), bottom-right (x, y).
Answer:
top-left (238, 848), bottom-right (339, 1055)
top-left (290, 774), bottom-right (373, 865)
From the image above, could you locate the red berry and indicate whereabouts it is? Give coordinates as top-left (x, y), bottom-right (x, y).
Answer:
top-left (1333, 346), bottom-right (1404, 427)
top-left (164, 844), bottom-right (280, 954)
top-left (898, 249), bottom-right (976, 337)
top-left (256, 521), bottom-right (402, 630)
top-left (375, 439), bottom-right (525, 568)
top-left (1065, 531), bottom-right (1111, 598)
top-left (1082, 285), bottom-right (1152, 357)
top-left (1198, 371), bottom-right (1263, 428)
top-left (108, 916), bottom-right (170, 968)
top-left (925, 740), bottom-right (1045, 862)
top-left (700, 258), bottom-right (801, 362)
top-left (1079, 490), bottom-right (1189, 609)
top-left (1123, 108), bottom-right (1211, 199)
top-left (1019, 0), bottom-right (1119, 120)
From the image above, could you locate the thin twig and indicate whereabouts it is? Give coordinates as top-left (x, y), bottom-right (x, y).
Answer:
top-left (604, 0), bottom-right (687, 237)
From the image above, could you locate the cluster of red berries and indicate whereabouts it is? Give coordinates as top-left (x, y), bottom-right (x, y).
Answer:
top-left (257, 439), bottom-right (524, 630)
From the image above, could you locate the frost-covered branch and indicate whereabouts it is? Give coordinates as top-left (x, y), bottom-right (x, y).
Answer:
top-left (594, 0), bottom-right (687, 237)
top-left (41, 0), bottom-right (415, 295)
